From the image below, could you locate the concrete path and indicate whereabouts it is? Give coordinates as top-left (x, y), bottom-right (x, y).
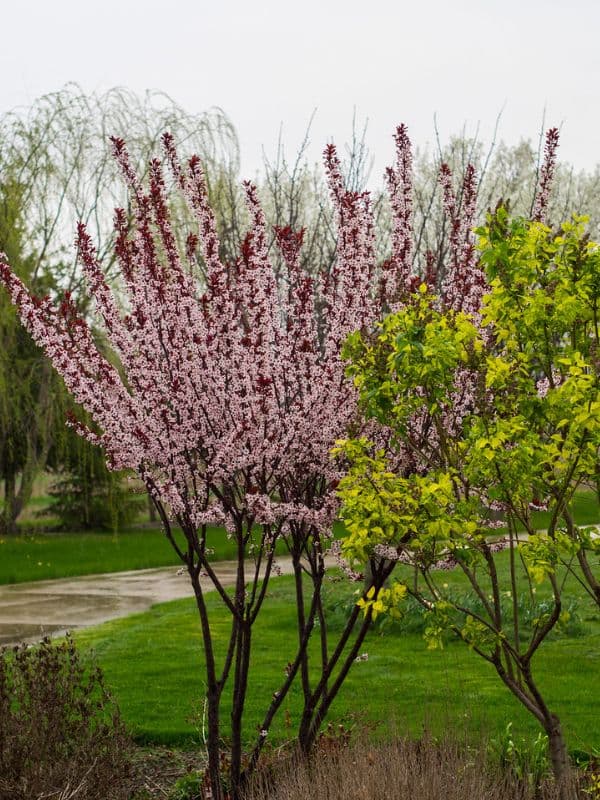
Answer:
top-left (0, 557), bottom-right (303, 648)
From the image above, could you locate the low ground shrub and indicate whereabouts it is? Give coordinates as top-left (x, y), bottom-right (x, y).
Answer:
top-left (0, 635), bottom-right (132, 800)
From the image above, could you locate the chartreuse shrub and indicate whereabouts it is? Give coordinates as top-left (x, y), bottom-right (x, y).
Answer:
top-left (337, 208), bottom-right (600, 799)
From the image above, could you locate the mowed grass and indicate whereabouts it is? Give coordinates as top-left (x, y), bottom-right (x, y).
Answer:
top-left (0, 525), bottom-right (283, 585)
top-left (76, 551), bottom-right (600, 753)
top-left (0, 513), bottom-right (347, 585)
top-left (525, 488), bottom-right (600, 529)
top-left (1, 488), bottom-right (598, 586)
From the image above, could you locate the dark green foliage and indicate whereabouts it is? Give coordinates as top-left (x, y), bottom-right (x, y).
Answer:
top-left (45, 419), bottom-right (145, 531)
top-left (169, 771), bottom-right (204, 800)
top-left (0, 179), bottom-right (68, 535)
top-left (46, 466), bottom-right (145, 532)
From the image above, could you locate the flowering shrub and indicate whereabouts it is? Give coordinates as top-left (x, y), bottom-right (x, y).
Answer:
top-left (0, 125), bottom-right (432, 799)
top-left (0, 121), bottom-right (512, 798)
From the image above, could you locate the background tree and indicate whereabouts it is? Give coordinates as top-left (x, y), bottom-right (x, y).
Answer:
top-left (44, 407), bottom-right (145, 531)
top-left (240, 118), bottom-right (600, 290)
top-left (0, 177), bottom-right (68, 534)
top-left (0, 85), bottom-right (239, 289)
top-left (404, 126), bottom-right (600, 277)
top-left (0, 87), bottom-right (239, 531)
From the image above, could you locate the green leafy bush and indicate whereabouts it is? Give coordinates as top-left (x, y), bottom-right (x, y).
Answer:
top-left (169, 771), bottom-right (204, 800)
top-left (45, 450), bottom-right (145, 532)
top-left (490, 722), bottom-right (550, 788)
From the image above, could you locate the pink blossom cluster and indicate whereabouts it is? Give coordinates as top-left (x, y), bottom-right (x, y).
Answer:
top-left (0, 127), bottom-right (423, 534)
top-left (532, 127), bottom-right (560, 224)
top-left (382, 124), bottom-right (414, 305)
top-left (1, 126), bottom-right (555, 545)
top-left (439, 162), bottom-right (486, 315)
top-left (536, 367), bottom-right (563, 398)
top-left (328, 539), bottom-right (364, 581)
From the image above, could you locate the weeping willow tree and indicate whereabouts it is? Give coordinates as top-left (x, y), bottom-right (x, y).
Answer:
top-left (0, 184), bottom-right (140, 534)
top-left (0, 86), bottom-right (239, 532)
top-left (0, 85), bottom-right (239, 289)
top-left (0, 178), bottom-right (69, 534)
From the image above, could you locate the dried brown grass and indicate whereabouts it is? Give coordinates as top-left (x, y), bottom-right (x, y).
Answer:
top-left (243, 736), bottom-right (582, 800)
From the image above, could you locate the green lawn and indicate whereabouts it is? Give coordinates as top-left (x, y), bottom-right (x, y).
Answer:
top-left (76, 552), bottom-right (600, 754)
top-left (518, 488), bottom-right (600, 531)
top-left (0, 525), bottom-right (282, 585)
top-left (3, 488), bottom-right (598, 755)
top-left (0, 516), bottom-right (349, 586)
top-left (1, 488), bottom-right (598, 586)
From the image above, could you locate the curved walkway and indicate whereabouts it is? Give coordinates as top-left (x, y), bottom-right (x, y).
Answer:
top-left (0, 556), bottom-right (305, 648)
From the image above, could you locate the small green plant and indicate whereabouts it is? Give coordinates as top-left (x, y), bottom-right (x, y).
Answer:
top-left (571, 748), bottom-right (600, 798)
top-left (169, 771), bottom-right (204, 800)
top-left (583, 770), bottom-right (600, 799)
top-left (489, 722), bottom-right (550, 787)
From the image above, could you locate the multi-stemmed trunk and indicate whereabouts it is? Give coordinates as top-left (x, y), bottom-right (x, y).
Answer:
top-left (170, 512), bottom-right (396, 800)
top-left (488, 536), bottom-right (575, 799)
top-left (290, 542), bottom-right (396, 756)
top-left (486, 579), bottom-right (575, 800)
top-left (410, 533), bottom-right (577, 800)
top-left (190, 569), bottom-right (226, 800)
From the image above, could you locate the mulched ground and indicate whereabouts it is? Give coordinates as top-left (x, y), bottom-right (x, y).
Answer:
top-left (130, 746), bottom-right (207, 798)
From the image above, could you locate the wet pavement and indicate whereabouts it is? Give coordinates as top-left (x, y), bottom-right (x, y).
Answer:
top-left (0, 558), bottom-right (300, 647)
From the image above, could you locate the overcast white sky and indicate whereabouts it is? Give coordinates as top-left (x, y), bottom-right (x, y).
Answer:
top-left (2, 0), bottom-right (599, 181)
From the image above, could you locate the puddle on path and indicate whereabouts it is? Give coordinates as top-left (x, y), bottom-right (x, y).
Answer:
top-left (0, 558), bottom-right (301, 647)
top-left (0, 566), bottom-right (195, 647)
top-left (0, 622), bottom-right (72, 647)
